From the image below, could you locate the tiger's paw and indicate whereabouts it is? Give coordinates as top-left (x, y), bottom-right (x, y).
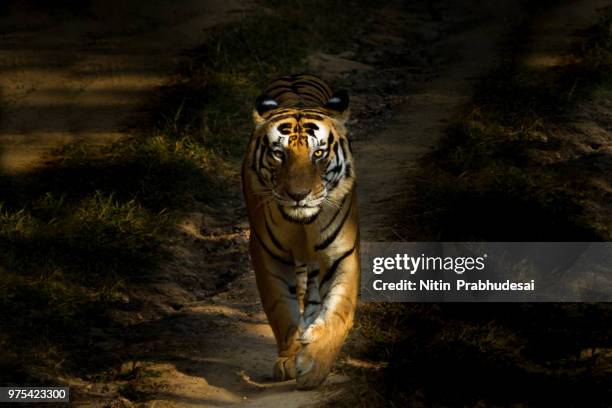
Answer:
top-left (295, 323), bottom-right (335, 389)
top-left (273, 356), bottom-right (296, 381)
top-left (295, 343), bottom-right (334, 390)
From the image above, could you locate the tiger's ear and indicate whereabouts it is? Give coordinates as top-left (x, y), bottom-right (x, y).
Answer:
top-left (253, 94), bottom-right (278, 126)
top-left (324, 90), bottom-right (350, 124)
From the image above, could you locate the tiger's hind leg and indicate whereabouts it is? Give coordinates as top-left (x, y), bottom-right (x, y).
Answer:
top-left (249, 237), bottom-right (301, 381)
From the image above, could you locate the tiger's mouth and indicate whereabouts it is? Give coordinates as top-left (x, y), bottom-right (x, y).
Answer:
top-left (278, 203), bottom-right (321, 224)
top-left (271, 190), bottom-right (326, 223)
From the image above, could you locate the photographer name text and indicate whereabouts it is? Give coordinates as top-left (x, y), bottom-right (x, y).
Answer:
top-left (371, 254), bottom-right (535, 292)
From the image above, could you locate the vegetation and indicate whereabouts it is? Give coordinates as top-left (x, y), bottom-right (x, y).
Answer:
top-left (335, 7), bottom-right (612, 408)
top-left (402, 8), bottom-right (612, 241)
top-left (0, 0), bottom-right (373, 384)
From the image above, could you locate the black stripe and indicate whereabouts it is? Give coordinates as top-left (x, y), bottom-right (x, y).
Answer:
top-left (265, 215), bottom-right (287, 252)
top-left (277, 123), bottom-right (292, 134)
top-left (300, 108), bottom-right (328, 114)
top-left (269, 272), bottom-right (291, 287)
top-left (265, 113), bottom-right (299, 122)
top-left (305, 308), bottom-right (318, 320)
top-left (307, 300), bottom-right (321, 306)
top-left (333, 311), bottom-right (347, 325)
top-left (319, 244), bottom-right (356, 288)
top-left (268, 293), bottom-right (296, 311)
top-left (322, 194), bottom-right (348, 231)
top-left (258, 143), bottom-right (268, 174)
top-left (253, 230), bottom-right (292, 265)
top-left (267, 206), bottom-right (277, 226)
top-left (341, 137), bottom-right (352, 154)
top-left (301, 113), bottom-right (325, 121)
top-left (330, 142), bottom-right (340, 178)
top-left (327, 164), bottom-right (342, 175)
top-left (268, 294), bottom-right (297, 314)
top-left (300, 93), bottom-right (324, 105)
top-left (298, 88), bottom-right (327, 101)
top-left (266, 84), bottom-right (293, 95)
top-left (296, 80), bottom-right (331, 99)
top-left (345, 163), bottom-right (352, 178)
top-left (268, 108), bottom-right (294, 115)
top-left (339, 138), bottom-right (348, 160)
top-left (315, 202), bottom-right (352, 251)
top-left (266, 112), bottom-right (325, 123)
top-left (308, 269), bottom-right (320, 280)
top-left (251, 137), bottom-right (261, 172)
top-left (251, 139), bottom-right (268, 188)
top-left (288, 285), bottom-right (297, 295)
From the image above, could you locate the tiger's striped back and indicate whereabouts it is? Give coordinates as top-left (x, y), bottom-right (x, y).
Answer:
top-left (262, 74), bottom-right (333, 109)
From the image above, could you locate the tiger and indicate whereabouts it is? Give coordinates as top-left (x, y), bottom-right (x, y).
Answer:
top-left (242, 74), bottom-right (360, 389)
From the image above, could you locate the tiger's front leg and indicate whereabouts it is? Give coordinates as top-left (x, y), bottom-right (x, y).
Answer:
top-left (249, 237), bottom-right (302, 381)
top-left (295, 237), bottom-right (360, 389)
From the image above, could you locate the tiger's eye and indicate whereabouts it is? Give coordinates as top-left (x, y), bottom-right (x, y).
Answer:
top-left (314, 149), bottom-right (324, 158)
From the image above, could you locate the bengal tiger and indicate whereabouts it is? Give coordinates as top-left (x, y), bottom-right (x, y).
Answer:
top-left (242, 74), bottom-right (359, 389)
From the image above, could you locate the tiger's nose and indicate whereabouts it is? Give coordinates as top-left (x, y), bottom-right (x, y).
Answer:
top-left (288, 189), bottom-right (311, 202)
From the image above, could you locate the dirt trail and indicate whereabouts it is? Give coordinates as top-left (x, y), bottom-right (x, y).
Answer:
top-left (0, 0), bottom-right (247, 171)
top-left (92, 2), bottom-right (531, 407)
top-left (3, 0), bottom-right (607, 406)
top-left (167, 2), bottom-right (608, 407)
top-left (522, 0), bottom-right (611, 70)
top-left (356, 1), bottom-right (521, 241)
top-left (357, 0), bottom-right (611, 242)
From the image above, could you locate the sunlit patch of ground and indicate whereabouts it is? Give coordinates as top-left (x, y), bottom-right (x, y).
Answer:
top-left (0, 0), bottom-right (247, 172)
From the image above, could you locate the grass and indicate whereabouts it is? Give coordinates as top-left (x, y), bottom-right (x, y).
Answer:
top-left (336, 302), bottom-right (612, 407)
top-left (0, 0), bottom-right (374, 386)
top-left (335, 6), bottom-right (612, 408)
top-left (399, 6), bottom-right (612, 241)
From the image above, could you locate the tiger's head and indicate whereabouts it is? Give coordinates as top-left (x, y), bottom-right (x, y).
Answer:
top-left (249, 90), bottom-right (354, 223)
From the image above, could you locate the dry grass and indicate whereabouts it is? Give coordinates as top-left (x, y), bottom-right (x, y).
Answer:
top-left (333, 7), bottom-right (612, 408)
top-left (0, 0), bottom-right (375, 388)
top-left (399, 7), bottom-right (612, 241)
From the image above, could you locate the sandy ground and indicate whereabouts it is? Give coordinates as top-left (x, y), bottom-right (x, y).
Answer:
top-left (1, 0), bottom-right (608, 406)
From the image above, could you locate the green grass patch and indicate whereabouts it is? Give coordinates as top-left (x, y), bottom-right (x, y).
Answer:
top-left (150, 0), bottom-right (372, 157)
top-left (0, 0), bottom-right (374, 385)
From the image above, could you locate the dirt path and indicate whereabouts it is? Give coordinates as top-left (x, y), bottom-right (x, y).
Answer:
top-left (0, 0), bottom-right (247, 171)
top-left (3, 0), bottom-right (607, 406)
top-left (87, 2), bottom-right (531, 407)
top-left (522, 0), bottom-right (612, 70)
top-left (150, 2), bottom-right (609, 407)
top-left (355, 1), bottom-right (522, 241)
top-left (357, 0), bottom-right (612, 242)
